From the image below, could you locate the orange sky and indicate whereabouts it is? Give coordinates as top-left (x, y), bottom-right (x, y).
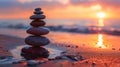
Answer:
top-left (0, 0), bottom-right (120, 19)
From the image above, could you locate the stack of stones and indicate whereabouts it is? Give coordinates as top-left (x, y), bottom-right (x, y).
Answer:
top-left (21, 8), bottom-right (50, 60)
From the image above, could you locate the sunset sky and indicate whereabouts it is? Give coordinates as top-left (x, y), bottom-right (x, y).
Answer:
top-left (0, 0), bottom-right (120, 19)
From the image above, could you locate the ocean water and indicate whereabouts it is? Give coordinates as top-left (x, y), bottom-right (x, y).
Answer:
top-left (0, 28), bottom-right (120, 51)
top-left (0, 19), bottom-right (120, 29)
top-left (0, 18), bottom-right (120, 50)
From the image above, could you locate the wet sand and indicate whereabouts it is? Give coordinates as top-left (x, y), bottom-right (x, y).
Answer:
top-left (0, 35), bottom-right (24, 58)
top-left (0, 34), bottom-right (120, 67)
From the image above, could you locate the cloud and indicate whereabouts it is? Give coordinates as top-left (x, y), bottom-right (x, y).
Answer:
top-left (0, 0), bottom-right (69, 19)
top-left (1, 0), bottom-right (120, 13)
top-left (0, 0), bottom-right (69, 13)
top-left (69, 0), bottom-right (97, 7)
top-left (0, 0), bottom-right (120, 19)
top-left (18, 0), bottom-right (69, 5)
top-left (69, 0), bottom-right (120, 8)
top-left (0, 0), bottom-right (66, 12)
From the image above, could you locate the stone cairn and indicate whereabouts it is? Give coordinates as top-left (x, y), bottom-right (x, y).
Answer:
top-left (21, 8), bottom-right (50, 60)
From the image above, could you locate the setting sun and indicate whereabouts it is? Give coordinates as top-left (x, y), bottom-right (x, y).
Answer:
top-left (96, 12), bottom-right (106, 27)
top-left (97, 12), bottom-right (106, 18)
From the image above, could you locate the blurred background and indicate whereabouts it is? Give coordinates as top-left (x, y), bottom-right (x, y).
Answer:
top-left (0, 0), bottom-right (120, 49)
top-left (0, 0), bottom-right (120, 29)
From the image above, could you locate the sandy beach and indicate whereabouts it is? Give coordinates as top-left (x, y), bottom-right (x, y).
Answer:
top-left (0, 33), bottom-right (120, 67)
top-left (1, 0), bottom-right (120, 66)
top-left (0, 35), bottom-right (24, 57)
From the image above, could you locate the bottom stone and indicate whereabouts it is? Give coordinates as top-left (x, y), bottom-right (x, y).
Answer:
top-left (21, 46), bottom-right (49, 60)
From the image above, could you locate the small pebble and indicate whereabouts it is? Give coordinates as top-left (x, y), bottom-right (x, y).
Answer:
top-left (112, 48), bottom-right (115, 50)
top-left (55, 56), bottom-right (62, 59)
top-left (92, 62), bottom-right (96, 65)
top-left (85, 61), bottom-right (88, 64)
top-left (27, 60), bottom-right (38, 66)
top-left (48, 58), bottom-right (55, 61)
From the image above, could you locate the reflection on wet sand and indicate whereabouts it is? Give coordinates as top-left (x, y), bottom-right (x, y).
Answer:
top-left (96, 34), bottom-right (106, 48)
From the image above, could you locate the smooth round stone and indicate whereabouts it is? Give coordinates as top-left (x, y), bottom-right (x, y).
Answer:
top-left (21, 52), bottom-right (49, 60)
top-left (21, 47), bottom-right (49, 55)
top-left (27, 27), bottom-right (49, 35)
top-left (30, 15), bottom-right (46, 19)
top-left (35, 8), bottom-right (41, 11)
top-left (25, 36), bottom-right (50, 46)
top-left (34, 11), bottom-right (43, 14)
top-left (30, 20), bottom-right (46, 27)
top-left (21, 47), bottom-right (49, 60)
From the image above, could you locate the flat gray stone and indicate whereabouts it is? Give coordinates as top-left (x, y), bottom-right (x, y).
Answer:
top-left (30, 20), bottom-right (46, 27)
top-left (34, 11), bottom-right (43, 14)
top-left (21, 46), bottom-right (49, 60)
top-left (35, 8), bottom-right (41, 11)
top-left (25, 36), bottom-right (50, 46)
top-left (27, 27), bottom-right (49, 35)
top-left (27, 60), bottom-right (38, 66)
top-left (30, 15), bottom-right (46, 19)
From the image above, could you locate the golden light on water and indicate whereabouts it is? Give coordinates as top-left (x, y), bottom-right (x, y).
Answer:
top-left (96, 34), bottom-right (106, 48)
top-left (98, 19), bottom-right (104, 27)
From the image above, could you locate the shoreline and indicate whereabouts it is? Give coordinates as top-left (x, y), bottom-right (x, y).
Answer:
top-left (0, 34), bottom-right (25, 49)
top-left (0, 33), bottom-right (120, 58)
top-left (0, 29), bottom-right (120, 67)
top-left (0, 34), bottom-right (120, 67)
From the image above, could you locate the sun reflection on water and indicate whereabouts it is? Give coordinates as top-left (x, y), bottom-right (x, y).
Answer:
top-left (96, 34), bottom-right (106, 48)
top-left (98, 19), bottom-right (104, 27)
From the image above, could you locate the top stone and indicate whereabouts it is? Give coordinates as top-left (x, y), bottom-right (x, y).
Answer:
top-left (35, 8), bottom-right (41, 11)
top-left (30, 8), bottom-right (45, 19)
